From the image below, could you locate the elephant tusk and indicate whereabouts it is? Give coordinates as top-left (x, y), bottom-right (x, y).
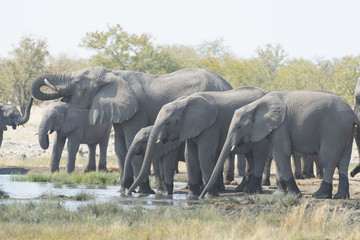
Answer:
top-left (230, 145), bottom-right (236, 152)
top-left (156, 139), bottom-right (161, 144)
top-left (44, 79), bottom-right (59, 92)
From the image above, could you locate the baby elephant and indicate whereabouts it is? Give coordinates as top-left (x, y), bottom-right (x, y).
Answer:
top-left (122, 126), bottom-right (185, 195)
top-left (39, 102), bottom-right (112, 173)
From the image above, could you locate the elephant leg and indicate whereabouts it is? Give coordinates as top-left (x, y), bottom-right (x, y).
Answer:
top-left (84, 144), bottom-right (96, 172)
top-left (223, 156), bottom-right (235, 184)
top-left (198, 136), bottom-right (221, 197)
top-left (98, 128), bottom-right (111, 172)
top-left (301, 154), bottom-right (315, 178)
top-left (237, 154), bottom-right (246, 177)
top-left (271, 127), bottom-right (301, 196)
top-left (244, 139), bottom-right (271, 193)
top-left (333, 139), bottom-right (352, 199)
top-left (66, 137), bottom-right (81, 173)
top-left (314, 156), bottom-right (323, 179)
top-left (50, 134), bottom-right (66, 172)
top-left (312, 147), bottom-right (341, 199)
top-left (185, 140), bottom-right (202, 198)
top-left (262, 155), bottom-right (272, 186)
top-left (292, 152), bottom-right (305, 179)
top-left (235, 152), bottom-right (254, 192)
top-left (162, 151), bottom-right (178, 195)
top-left (114, 125), bottom-right (127, 178)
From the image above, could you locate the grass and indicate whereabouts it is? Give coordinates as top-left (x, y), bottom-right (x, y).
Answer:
top-left (37, 191), bottom-right (95, 201)
top-left (0, 195), bottom-right (360, 239)
top-left (11, 171), bottom-right (121, 186)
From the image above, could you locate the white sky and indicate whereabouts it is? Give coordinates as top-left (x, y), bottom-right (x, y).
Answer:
top-left (1, 0), bottom-right (360, 60)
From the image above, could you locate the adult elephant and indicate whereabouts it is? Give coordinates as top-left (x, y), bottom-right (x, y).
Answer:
top-left (127, 87), bottom-right (269, 198)
top-left (0, 98), bottom-right (33, 147)
top-left (31, 66), bottom-right (232, 192)
top-left (123, 126), bottom-right (185, 195)
top-left (39, 102), bottom-right (112, 173)
top-left (201, 90), bottom-right (359, 199)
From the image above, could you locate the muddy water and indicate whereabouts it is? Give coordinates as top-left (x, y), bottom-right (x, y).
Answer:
top-left (0, 175), bottom-right (196, 210)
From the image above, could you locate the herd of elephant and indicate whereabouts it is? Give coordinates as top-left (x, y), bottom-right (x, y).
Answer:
top-left (2, 66), bottom-right (360, 199)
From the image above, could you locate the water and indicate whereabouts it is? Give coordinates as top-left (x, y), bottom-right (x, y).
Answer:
top-left (0, 175), bottom-right (194, 210)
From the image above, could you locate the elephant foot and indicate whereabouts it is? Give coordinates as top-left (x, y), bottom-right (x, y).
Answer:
top-left (162, 183), bottom-right (174, 196)
top-left (303, 173), bottom-right (315, 179)
top-left (294, 173), bottom-right (305, 179)
top-left (235, 174), bottom-right (252, 192)
top-left (83, 165), bottom-right (96, 173)
top-left (276, 179), bottom-right (287, 192)
top-left (312, 181), bottom-right (332, 199)
top-left (97, 165), bottom-right (108, 172)
top-left (204, 191), bottom-right (219, 199)
top-left (138, 181), bottom-right (155, 194)
top-left (224, 180), bottom-right (231, 185)
top-left (244, 176), bottom-right (263, 194)
top-left (262, 176), bottom-right (271, 186)
top-left (122, 177), bottom-right (134, 190)
top-left (218, 181), bottom-right (226, 192)
top-left (334, 174), bottom-right (350, 199)
top-left (284, 177), bottom-right (302, 196)
top-left (188, 183), bottom-right (201, 199)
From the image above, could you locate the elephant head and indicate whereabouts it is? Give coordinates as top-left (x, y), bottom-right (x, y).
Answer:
top-left (0, 98), bottom-right (33, 147)
top-left (126, 94), bottom-right (218, 194)
top-left (31, 66), bottom-right (138, 125)
top-left (38, 102), bottom-right (87, 149)
top-left (199, 95), bottom-right (285, 198)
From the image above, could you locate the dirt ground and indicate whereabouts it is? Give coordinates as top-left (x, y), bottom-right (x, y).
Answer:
top-left (1, 104), bottom-right (360, 199)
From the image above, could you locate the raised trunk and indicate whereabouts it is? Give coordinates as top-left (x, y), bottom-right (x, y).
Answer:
top-left (199, 138), bottom-right (233, 198)
top-left (127, 133), bottom-right (158, 194)
top-left (38, 119), bottom-right (51, 149)
top-left (31, 74), bottom-right (67, 100)
top-left (122, 143), bottom-right (139, 189)
top-left (16, 98), bottom-right (33, 125)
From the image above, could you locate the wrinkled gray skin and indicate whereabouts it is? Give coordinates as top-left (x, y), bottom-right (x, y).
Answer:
top-left (262, 152), bottom-right (323, 186)
top-left (0, 98), bottom-right (33, 147)
top-left (127, 87), bottom-right (268, 198)
top-left (39, 102), bottom-right (112, 173)
top-left (31, 66), bottom-right (232, 193)
top-left (123, 126), bottom-right (185, 195)
top-left (351, 77), bottom-right (360, 177)
top-left (202, 90), bottom-right (359, 199)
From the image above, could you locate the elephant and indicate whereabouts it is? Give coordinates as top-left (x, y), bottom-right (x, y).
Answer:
top-left (262, 152), bottom-right (323, 186)
top-left (38, 101), bottom-right (112, 173)
top-left (201, 90), bottom-right (359, 199)
top-left (351, 77), bottom-right (360, 177)
top-left (123, 126), bottom-right (185, 195)
top-left (31, 66), bottom-right (232, 193)
top-left (0, 98), bottom-right (33, 147)
top-left (126, 87), bottom-right (270, 198)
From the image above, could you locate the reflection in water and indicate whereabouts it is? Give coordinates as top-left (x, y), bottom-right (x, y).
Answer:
top-left (0, 175), bottom-right (196, 210)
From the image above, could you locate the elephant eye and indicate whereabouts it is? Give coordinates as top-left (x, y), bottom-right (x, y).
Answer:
top-left (165, 122), bottom-right (170, 126)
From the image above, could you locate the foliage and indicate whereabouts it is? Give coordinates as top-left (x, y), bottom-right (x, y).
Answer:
top-left (80, 24), bottom-right (181, 74)
top-left (0, 34), bottom-right (49, 112)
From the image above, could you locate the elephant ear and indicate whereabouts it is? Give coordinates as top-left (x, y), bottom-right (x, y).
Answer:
top-left (61, 106), bottom-right (87, 134)
top-left (89, 72), bottom-right (138, 125)
top-left (179, 96), bottom-right (218, 141)
top-left (251, 95), bottom-right (286, 142)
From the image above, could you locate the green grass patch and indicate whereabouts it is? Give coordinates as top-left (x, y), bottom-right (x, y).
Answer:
top-left (11, 171), bottom-right (121, 186)
top-left (37, 191), bottom-right (94, 201)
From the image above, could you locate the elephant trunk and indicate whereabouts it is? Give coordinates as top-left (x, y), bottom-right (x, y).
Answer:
top-left (38, 118), bottom-right (52, 149)
top-left (16, 98), bottom-right (33, 125)
top-left (122, 143), bottom-right (139, 189)
top-left (127, 132), bottom-right (157, 194)
top-left (199, 137), bottom-right (234, 199)
top-left (31, 74), bottom-right (67, 100)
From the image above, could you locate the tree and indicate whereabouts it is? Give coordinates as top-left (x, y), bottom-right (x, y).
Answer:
top-left (47, 54), bottom-right (89, 74)
top-left (80, 24), bottom-right (180, 74)
top-left (0, 34), bottom-right (49, 112)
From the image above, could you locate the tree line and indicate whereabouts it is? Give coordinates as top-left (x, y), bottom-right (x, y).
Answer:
top-left (1, 24), bottom-right (359, 113)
